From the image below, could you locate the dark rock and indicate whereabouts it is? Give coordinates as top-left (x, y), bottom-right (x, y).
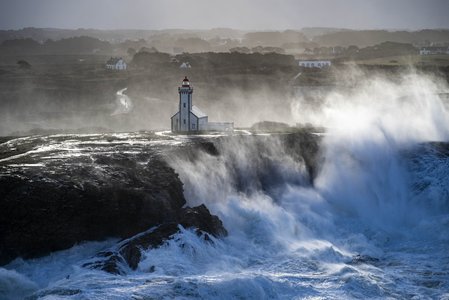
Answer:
top-left (86, 205), bottom-right (227, 273)
top-left (1, 130), bottom-right (320, 267)
top-left (283, 131), bottom-right (322, 184)
top-left (197, 141), bottom-right (220, 156)
top-left (250, 121), bottom-right (290, 132)
top-left (82, 252), bottom-right (128, 275)
top-left (350, 254), bottom-right (380, 266)
top-left (0, 136), bottom-right (186, 265)
top-left (179, 204), bottom-right (228, 237)
top-left (119, 223), bottom-right (180, 270)
top-left (169, 140), bottom-right (219, 162)
top-left (100, 254), bottom-right (127, 275)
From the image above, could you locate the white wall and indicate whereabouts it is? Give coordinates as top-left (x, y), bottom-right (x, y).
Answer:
top-left (207, 122), bottom-right (234, 131)
top-left (198, 117), bottom-right (209, 131)
top-left (298, 60), bottom-right (331, 68)
top-left (190, 113), bottom-right (198, 131)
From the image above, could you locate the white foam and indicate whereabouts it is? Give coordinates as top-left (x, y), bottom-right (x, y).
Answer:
top-left (4, 72), bottom-right (449, 298)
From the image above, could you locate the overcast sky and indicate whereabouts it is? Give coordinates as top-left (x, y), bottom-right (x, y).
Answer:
top-left (1, 0), bottom-right (448, 31)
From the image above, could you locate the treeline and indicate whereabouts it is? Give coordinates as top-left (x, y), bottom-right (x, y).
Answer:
top-left (242, 30), bottom-right (307, 47)
top-left (0, 27), bottom-right (160, 44)
top-left (131, 51), bottom-right (296, 70)
top-left (177, 52), bottom-right (295, 68)
top-left (315, 29), bottom-right (449, 47)
top-left (0, 36), bottom-right (112, 55)
top-left (302, 42), bottom-right (419, 59)
top-left (2, 28), bottom-right (449, 56)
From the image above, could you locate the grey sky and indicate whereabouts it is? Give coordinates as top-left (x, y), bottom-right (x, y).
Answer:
top-left (0, 0), bottom-right (448, 30)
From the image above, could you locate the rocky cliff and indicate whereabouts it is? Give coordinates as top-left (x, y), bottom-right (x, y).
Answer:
top-left (0, 133), bottom-right (226, 265)
top-left (0, 131), bottom-right (319, 268)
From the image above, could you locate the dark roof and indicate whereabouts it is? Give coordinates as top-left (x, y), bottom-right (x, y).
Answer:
top-left (182, 76), bottom-right (191, 87)
top-left (106, 57), bottom-right (124, 65)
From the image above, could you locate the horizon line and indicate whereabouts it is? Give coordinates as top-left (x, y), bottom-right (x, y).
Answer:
top-left (2, 26), bottom-right (449, 32)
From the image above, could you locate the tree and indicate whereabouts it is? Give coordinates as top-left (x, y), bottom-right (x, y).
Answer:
top-left (138, 46), bottom-right (158, 53)
top-left (127, 47), bottom-right (136, 57)
top-left (17, 60), bottom-right (31, 69)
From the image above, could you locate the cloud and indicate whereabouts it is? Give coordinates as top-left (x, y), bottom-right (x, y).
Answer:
top-left (0, 0), bottom-right (448, 30)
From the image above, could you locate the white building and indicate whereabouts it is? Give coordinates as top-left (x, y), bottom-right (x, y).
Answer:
top-left (171, 77), bottom-right (233, 133)
top-left (298, 60), bottom-right (331, 68)
top-left (106, 57), bottom-right (127, 70)
top-left (179, 62), bottom-right (192, 69)
top-left (419, 47), bottom-right (449, 55)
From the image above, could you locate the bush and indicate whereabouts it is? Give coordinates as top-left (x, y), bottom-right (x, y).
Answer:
top-left (17, 60), bottom-right (31, 69)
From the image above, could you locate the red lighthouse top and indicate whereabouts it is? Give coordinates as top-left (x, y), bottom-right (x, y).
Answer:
top-left (182, 76), bottom-right (190, 87)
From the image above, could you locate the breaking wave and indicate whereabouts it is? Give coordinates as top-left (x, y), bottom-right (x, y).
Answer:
top-left (2, 72), bottom-right (449, 299)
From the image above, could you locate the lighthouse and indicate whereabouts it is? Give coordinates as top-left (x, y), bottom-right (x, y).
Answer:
top-left (171, 77), bottom-right (234, 133)
top-left (171, 77), bottom-right (208, 132)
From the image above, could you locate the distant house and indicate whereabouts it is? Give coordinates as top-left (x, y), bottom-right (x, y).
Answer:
top-left (303, 48), bottom-right (314, 55)
top-left (106, 57), bottom-right (127, 70)
top-left (180, 62), bottom-right (192, 69)
top-left (419, 47), bottom-right (449, 55)
top-left (298, 60), bottom-right (331, 68)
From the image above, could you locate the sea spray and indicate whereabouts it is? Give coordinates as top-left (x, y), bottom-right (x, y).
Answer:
top-left (1, 71), bottom-right (448, 299)
top-left (164, 70), bottom-right (449, 297)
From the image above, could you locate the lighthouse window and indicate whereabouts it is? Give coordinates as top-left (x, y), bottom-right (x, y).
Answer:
top-left (183, 119), bottom-right (186, 124)
top-left (183, 103), bottom-right (186, 108)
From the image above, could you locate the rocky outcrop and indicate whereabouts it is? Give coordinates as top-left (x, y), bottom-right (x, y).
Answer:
top-left (282, 130), bottom-right (322, 183)
top-left (84, 204), bottom-right (227, 274)
top-left (0, 130), bottom-right (320, 267)
top-left (349, 254), bottom-right (380, 266)
top-left (0, 135), bottom-right (186, 265)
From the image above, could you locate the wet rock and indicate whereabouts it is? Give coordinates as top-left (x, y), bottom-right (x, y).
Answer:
top-left (282, 130), bottom-right (321, 184)
top-left (119, 223), bottom-right (180, 270)
top-left (0, 140), bottom-right (185, 265)
top-left (170, 140), bottom-right (219, 162)
top-left (179, 204), bottom-right (228, 237)
top-left (250, 121), bottom-right (290, 132)
top-left (86, 205), bottom-right (227, 273)
top-left (350, 254), bottom-right (380, 266)
top-left (83, 252), bottom-right (128, 275)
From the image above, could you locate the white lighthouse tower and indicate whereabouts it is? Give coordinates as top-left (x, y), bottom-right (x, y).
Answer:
top-left (171, 76), bottom-right (208, 132)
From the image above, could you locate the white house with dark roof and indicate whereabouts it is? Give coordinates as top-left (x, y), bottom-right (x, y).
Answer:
top-left (179, 62), bottom-right (192, 69)
top-left (298, 60), bottom-right (331, 68)
top-left (171, 77), bottom-right (233, 133)
top-left (419, 47), bottom-right (449, 55)
top-left (106, 57), bottom-right (127, 70)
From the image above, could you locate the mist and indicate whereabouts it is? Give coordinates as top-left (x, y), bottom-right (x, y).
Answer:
top-left (2, 64), bottom-right (449, 137)
top-left (2, 0), bottom-right (449, 30)
top-left (1, 2), bottom-right (449, 298)
top-left (132, 68), bottom-right (449, 298)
